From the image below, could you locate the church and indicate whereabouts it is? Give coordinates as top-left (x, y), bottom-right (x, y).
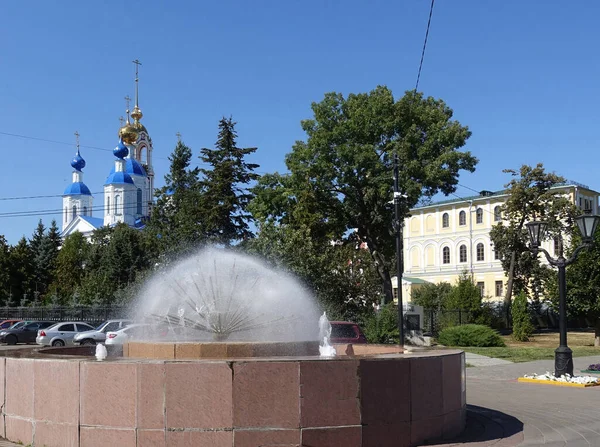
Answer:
top-left (61, 62), bottom-right (155, 239)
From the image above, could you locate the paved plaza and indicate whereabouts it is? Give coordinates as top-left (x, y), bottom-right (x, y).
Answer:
top-left (438, 354), bottom-right (600, 447)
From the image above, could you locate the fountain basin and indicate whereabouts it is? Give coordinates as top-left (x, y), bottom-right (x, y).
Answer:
top-left (0, 347), bottom-right (465, 447)
top-left (125, 340), bottom-right (320, 359)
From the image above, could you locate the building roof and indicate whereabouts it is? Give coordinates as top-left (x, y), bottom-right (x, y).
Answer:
top-left (104, 171), bottom-right (134, 186)
top-left (411, 180), bottom-right (595, 211)
top-left (63, 182), bottom-right (92, 196)
top-left (109, 158), bottom-right (147, 177)
top-left (79, 216), bottom-right (104, 229)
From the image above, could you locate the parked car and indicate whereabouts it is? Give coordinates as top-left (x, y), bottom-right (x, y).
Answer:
top-left (0, 320), bottom-right (21, 330)
top-left (330, 321), bottom-right (367, 344)
top-left (36, 321), bottom-right (96, 347)
top-left (105, 324), bottom-right (153, 346)
top-left (0, 321), bottom-right (55, 345)
top-left (73, 319), bottom-right (133, 345)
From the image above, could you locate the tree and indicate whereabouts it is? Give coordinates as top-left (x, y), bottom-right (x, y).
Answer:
top-left (50, 232), bottom-right (89, 302)
top-left (30, 219), bottom-right (61, 302)
top-left (445, 272), bottom-right (482, 312)
top-left (511, 291), bottom-right (534, 341)
top-left (251, 87), bottom-right (475, 303)
top-left (199, 117), bottom-right (259, 245)
top-left (411, 282), bottom-right (452, 311)
top-left (555, 228), bottom-right (600, 346)
top-left (490, 164), bottom-right (576, 305)
top-left (0, 236), bottom-right (12, 304)
top-left (150, 140), bottom-right (202, 256)
top-left (244, 223), bottom-right (382, 321)
top-left (9, 237), bottom-right (34, 305)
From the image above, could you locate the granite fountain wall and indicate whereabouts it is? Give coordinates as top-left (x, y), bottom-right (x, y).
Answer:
top-left (0, 348), bottom-right (465, 447)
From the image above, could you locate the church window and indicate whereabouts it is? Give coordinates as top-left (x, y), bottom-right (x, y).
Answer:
top-left (64, 207), bottom-right (67, 222)
top-left (137, 189), bottom-right (143, 215)
top-left (106, 197), bottom-right (110, 215)
top-left (72, 205), bottom-right (77, 220)
top-left (115, 195), bottom-right (121, 215)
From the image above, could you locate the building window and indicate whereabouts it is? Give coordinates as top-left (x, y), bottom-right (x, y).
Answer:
top-left (476, 208), bottom-right (483, 224)
top-left (442, 246), bottom-right (450, 264)
top-left (459, 245), bottom-right (467, 263)
top-left (477, 282), bottom-right (485, 297)
top-left (64, 207), bottom-right (67, 223)
top-left (442, 213), bottom-right (449, 228)
top-left (114, 195), bottom-right (121, 215)
top-left (137, 188), bottom-right (143, 215)
top-left (106, 197), bottom-right (110, 215)
top-left (83, 206), bottom-right (87, 216)
top-left (495, 281), bottom-right (503, 297)
top-left (459, 211), bottom-right (466, 226)
top-left (72, 205), bottom-right (77, 220)
top-left (494, 248), bottom-right (501, 260)
top-left (494, 206), bottom-right (502, 222)
top-left (476, 243), bottom-right (484, 261)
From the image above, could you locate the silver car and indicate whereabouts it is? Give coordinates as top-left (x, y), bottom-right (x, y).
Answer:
top-left (73, 319), bottom-right (133, 345)
top-left (36, 321), bottom-right (95, 347)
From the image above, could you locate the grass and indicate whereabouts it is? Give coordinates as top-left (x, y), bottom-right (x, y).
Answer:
top-left (456, 331), bottom-right (600, 363)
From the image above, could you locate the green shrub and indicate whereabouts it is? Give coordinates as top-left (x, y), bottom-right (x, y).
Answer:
top-left (511, 291), bottom-right (534, 341)
top-left (437, 324), bottom-right (506, 347)
top-left (363, 303), bottom-right (400, 344)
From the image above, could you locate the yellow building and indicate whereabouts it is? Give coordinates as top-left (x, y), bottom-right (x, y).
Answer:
top-left (400, 182), bottom-right (600, 302)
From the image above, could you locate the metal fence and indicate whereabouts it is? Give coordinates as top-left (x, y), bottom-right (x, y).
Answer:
top-left (0, 307), bottom-right (128, 325)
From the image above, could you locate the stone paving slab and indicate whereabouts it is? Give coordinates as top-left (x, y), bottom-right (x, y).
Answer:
top-left (434, 354), bottom-right (600, 447)
top-left (465, 352), bottom-right (513, 367)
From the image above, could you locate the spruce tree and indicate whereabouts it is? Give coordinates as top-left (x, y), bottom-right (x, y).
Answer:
top-left (199, 117), bottom-right (259, 245)
top-left (9, 237), bottom-right (34, 306)
top-left (0, 236), bottom-right (11, 305)
top-left (150, 140), bottom-right (202, 255)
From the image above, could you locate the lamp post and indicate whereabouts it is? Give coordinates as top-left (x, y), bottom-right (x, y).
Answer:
top-left (392, 153), bottom-right (405, 348)
top-left (525, 213), bottom-right (600, 377)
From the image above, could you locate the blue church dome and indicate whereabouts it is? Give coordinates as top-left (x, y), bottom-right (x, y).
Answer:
top-left (104, 171), bottom-right (135, 186)
top-left (64, 182), bottom-right (92, 196)
top-left (109, 158), bottom-right (147, 177)
top-left (113, 139), bottom-right (129, 159)
top-left (71, 149), bottom-right (86, 171)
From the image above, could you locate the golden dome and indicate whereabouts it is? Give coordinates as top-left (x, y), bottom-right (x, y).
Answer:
top-left (118, 122), bottom-right (139, 145)
top-left (131, 105), bottom-right (143, 122)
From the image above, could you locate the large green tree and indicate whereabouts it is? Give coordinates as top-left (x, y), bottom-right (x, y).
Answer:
top-left (150, 140), bottom-right (202, 256)
top-left (30, 219), bottom-right (61, 301)
top-left (251, 87), bottom-right (475, 303)
top-left (199, 117), bottom-right (259, 245)
top-left (50, 232), bottom-right (89, 302)
top-left (490, 164), bottom-right (576, 305)
top-left (9, 237), bottom-right (34, 306)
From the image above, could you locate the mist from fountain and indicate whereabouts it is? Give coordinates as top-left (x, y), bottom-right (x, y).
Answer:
top-left (133, 247), bottom-right (322, 342)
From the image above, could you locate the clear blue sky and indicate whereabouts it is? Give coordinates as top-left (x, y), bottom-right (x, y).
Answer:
top-left (1, 1), bottom-right (599, 244)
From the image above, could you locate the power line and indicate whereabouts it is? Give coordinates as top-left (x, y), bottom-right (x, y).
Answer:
top-left (415, 0), bottom-right (436, 91)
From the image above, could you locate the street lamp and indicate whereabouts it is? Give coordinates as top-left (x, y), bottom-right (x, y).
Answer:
top-left (392, 153), bottom-right (406, 349)
top-left (525, 213), bottom-right (600, 377)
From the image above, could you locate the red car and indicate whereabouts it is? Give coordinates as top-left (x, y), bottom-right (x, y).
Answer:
top-left (0, 320), bottom-right (21, 330)
top-left (330, 321), bottom-right (367, 344)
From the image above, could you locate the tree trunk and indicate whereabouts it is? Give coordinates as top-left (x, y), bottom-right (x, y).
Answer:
top-left (505, 251), bottom-right (516, 306)
top-left (369, 249), bottom-right (393, 305)
top-left (595, 318), bottom-right (600, 347)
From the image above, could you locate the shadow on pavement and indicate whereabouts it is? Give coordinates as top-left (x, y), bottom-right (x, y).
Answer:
top-left (429, 405), bottom-right (524, 446)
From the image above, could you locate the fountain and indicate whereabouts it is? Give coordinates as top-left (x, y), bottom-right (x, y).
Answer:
top-left (0, 247), bottom-right (466, 447)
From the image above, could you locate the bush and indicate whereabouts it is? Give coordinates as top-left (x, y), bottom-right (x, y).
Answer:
top-left (437, 324), bottom-right (506, 347)
top-left (511, 291), bottom-right (534, 341)
top-left (363, 303), bottom-right (400, 344)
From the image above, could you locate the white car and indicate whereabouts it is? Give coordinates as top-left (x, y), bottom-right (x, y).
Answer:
top-left (73, 319), bottom-right (133, 345)
top-left (36, 321), bottom-right (96, 347)
top-left (105, 324), bottom-right (153, 346)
